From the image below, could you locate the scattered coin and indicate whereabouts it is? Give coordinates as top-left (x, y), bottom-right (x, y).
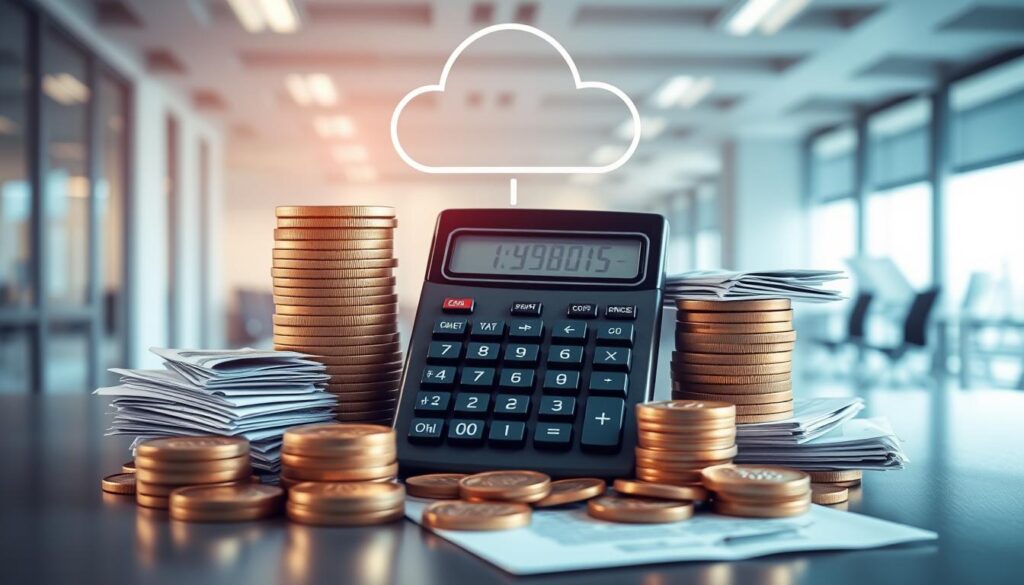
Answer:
top-left (101, 473), bottom-right (137, 495)
top-left (533, 478), bottom-right (606, 507)
top-left (121, 461), bottom-right (136, 473)
top-left (702, 465), bottom-right (810, 499)
top-left (459, 470), bottom-right (552, 503)
top-left (613, 479), bottom-right (708, 502)
top-left (587, 495), bottom-right (694, 523)
top-left (405, 473), bottom-right (468, 499)
top-left (422, 500), bottom-right (532, 531)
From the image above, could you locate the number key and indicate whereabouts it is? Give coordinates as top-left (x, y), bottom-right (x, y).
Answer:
top-left (460, 367), bottom-right (495, 388)
top-left (427, 341), bottom-right (462, 364)
top-left (542, 370), bottom-right (580, 394)
top-left (548, 345), bottom-right (584, 368)
top-left (447, 419), bottom-right (485, 445)
top-left (538, 396), bottom-right (576, 420)
top-left (488, 421), bottom-right (526, 447)
top-left (504, 343), bottom-right (539, 365)
top-left (466, 342), bottom-right (500, 364)
top-left (498, 369), bottom-right (535, 392)
top-left (493, 394), bottom-right (530, 418)
top-left (421, 366), bottom-right (455, 388)
top-left (453, 393), bottom-right (490, 417)
top-left (413, 391), bottom-right (450, 414)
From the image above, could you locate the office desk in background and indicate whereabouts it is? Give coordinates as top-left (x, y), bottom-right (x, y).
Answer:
top-left (2, 384), bottom-right (1022, 585)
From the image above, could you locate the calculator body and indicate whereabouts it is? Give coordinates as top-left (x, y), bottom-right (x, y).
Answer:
top-left (395, 209), bottom-right (668, 479)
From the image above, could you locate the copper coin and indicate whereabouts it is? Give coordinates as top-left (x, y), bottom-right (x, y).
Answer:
top-left (713, 494), bottom-right (811, 518)
top-left (276, 217), bottom-right (397, 229)
top-left (311, 352), bottom-right (404, 366)
top-left (677, 321), bottom-right (793, 334)
top-left (323, 362), bottom-right (404, 375)
top-left (672, 372), bottom-right (792, 385)
top-left (273, 325), bottom-right (399, 338)
top-left (587, 495), bottom-right (694, 523)
top-left (274, 313), bottom-right (397, 327)
top-left (284, 462), bottom-right (398, 482)
top-left (135, 466), bottom-right (252, 485)
top-left (280, 452), bottom-right (396, 470)
top-left (136, 477), bottom-right (253, 497)
top-left (275, 303), bottom-right (398, 316)
top-left (272, 258), bottom-right (398, 270)
top-left (287, 481), bottom-right (405, 512)
top-left (635, 445), bottom-right (738, 463)
top-left (676, 331), bottom-right (798, 346)
top-left (677, 309), bottom-right (794, 323)
top-left (274, 227), bottom-right (394, 241)
top-left (635, 468), bottom-right (709, 485)
top-left (734, 411), bottom-right (794, 424)
top-left (673, 380), bottom-right (792, 395)
top-left (673, 350), bottom-right (793, 366)
top-left (136, 436), bottom-right (249, 462)
top-left (613, 479), bottom-right (708, 502)
top-left (422, 500), bottom-right (531, 531)
top-left (806, 469), bottom-right (863, 483)
top-left (671, 361), bottom-right (791, 376)
top-left (272, 285), bottom-right (395, 298)
top-left (675, 390), bottom-right (793, 405)
top-left (274, 293), bottom-right (398, 307)
top-left (734, 401), bottom-right (793, 415)
top-left (272, 329), bottom-right (399, 345)
top-left (533, 478), bottom-right (606, 507)
top-left (274, 339), bottom-right (401, 353)
top-left (274, 239), bottom-right (394, 251)
top-left (273, 248), bottom-right (394, 260)
top-left (635, 400), bottom-right (736, 422)
top-left (271, 267), bottom-right (394, 280)
top-left (281, 440), bottom-right (395, 460)
top-left (169, 484), bottom-right (284, 511)
top-left (636, 420), bottom-right (738, 438)
top-left (101, 473), bottom-right (137, 495)
top-left (675, 299), bottom-right (791, 312)
top-left (271, 276), bottom-right (396, 289)
top-left (276, 205), bottom-right (395, 218)
top-left (134, 454), bottom-right (250, 473)
top-left (637, 433), bottom-right (736, 451)
top-left (675, 341), bottom-right (796, 354)
top-left (284, 423), bottom-right (394, 451)
top-left (121, 461), bottom-right (136, 473)
top-left (810, 484), bottom-right (849, 505)
top-left (459, 470), bottom-right (551, 503)
top-left (634, 456), bottom-right (732, 473)
top-left (702, 464), bottom-right (809, 498)
top-left (136, 493), bottom-right (169, 509)
top-left (286, 503), bottom-right (405, 526)
top-left (405, 473), bottom-right (468, 499)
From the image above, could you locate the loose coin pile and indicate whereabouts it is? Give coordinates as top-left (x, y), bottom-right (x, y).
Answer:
top-left (672, 298), bottom-right (795, 423)
top-left (702, 464), bottom-right (811, 518)
top-left (459, 470), bottom-right (552, 503)
top-left (287, 481), bottom-right (405, 526)
top-left (280, 423), bottom-right (397, 489)
top-left (634, 400), bottom-right (738, 487)
top-left (272, 206), bottom-right (402, 425)
top-left (132, 436), bottom-right (252, 509)
top-left (170, 484), bottom-right (284, 522)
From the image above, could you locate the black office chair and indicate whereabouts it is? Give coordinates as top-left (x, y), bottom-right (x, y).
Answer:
top-left (865, 287), bottom-right (941, 381)
top-left (815, 291), bottom-right (874, 355)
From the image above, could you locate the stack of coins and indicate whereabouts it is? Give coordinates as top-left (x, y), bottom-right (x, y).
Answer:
top-left (169, 484), bottom-right (284, 522)
top-left (702, 464), bottom-right (811, 518)
top-left (286, 482), bottom-right (406, 526)
top-left (806, 469), bottom-right (860, 507)
top-left (272, 206), bottom-right (402, 425)
top-left (133, 437), bottom-right (252, 509)
top-left (280, 423), bottom-right (397, 489)
top-left (672, 298), bottom-right (795, 423)
top-left (634, 400), bottom-right (737, 486)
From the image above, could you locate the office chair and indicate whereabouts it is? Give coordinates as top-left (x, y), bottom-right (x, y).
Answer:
top-left (812, 292), bottom-right (873, 375)
top-left (864, 287), bottom-right (941, 384)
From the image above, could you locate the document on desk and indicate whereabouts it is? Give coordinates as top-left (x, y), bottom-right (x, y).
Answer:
top-left (404, 499), bottom-right (936, 575)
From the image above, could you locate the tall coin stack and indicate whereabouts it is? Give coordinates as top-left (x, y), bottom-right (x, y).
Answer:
top-left (272, 206), bottom-right (402, 425)
top-left (279, 423), bottom-right (397, 490)
top-left (133, 436), bottom-right (252, 509)
top-left (671, 298), bottom-right (795, 423)
top-left (634, 400), bottom-right (738, 487)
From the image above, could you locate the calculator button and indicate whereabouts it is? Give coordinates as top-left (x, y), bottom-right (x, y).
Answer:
top-left (493, 394), bottom-right (530, 418)
top-left (593, 347), bottom-right (631, 371)
top-left (605, 305), bottom-right (637, 320)
top-left (534, 423), bottom-right (573, 449)
top-left (421, 366), bottom-right (456, 388)
top-left (427, 341), bottom-right (462, 364)
top-left (551, 320), bottom-right (588, 344)
top-left (589, 372), bottom-right (628, 397)
top-left (460, 367), bottom-right (495, 388)
top-left (447, 419), bottom-right (486, 445)
top-left (548, 345), bottom-right (584, 368)
top-left (408, 418), bottom-right (445, 444)
top-left (442, 297), bottom-right (474, 314)
top-left (510, 301), bottom-right (542, 316)
top-left (470, 320), bottom-right (505, 339)
top-left (432, 318), bottom-right (468, 339)
top-left (509, 319), bottom-right (544, 340)
top-left (489, 421), bottom-right (526, 447)
top-left (453, 393), bottom-right (490, 417)
top-left (498, 369), bottom-right (535, 392)
top-left (580, 397), bottom-right (625, 450)
top-left (503, 343), bottom-right (540, 365)
top-left (566, 303), bottom-right (598, 318)
top-left (413, 391), bottom-right (451, 414)
top-left (538, 396), bottom-right (576, 420)
top-left (596, 323), bottom-right (634, 346)
top-left (543, 370), bottom-right (580, 394)
top-left (465, 342), bottom-right (500, 364)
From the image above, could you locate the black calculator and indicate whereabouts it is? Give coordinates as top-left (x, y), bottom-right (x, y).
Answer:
top-left (395, 209), bottom-right (668, 479)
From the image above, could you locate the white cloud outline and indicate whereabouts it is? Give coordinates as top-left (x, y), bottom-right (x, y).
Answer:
top-left (390, 23), bottom-right (641, 174)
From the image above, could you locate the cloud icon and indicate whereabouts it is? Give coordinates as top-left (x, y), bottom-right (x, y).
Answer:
top-left (390, 23), bottom-right (641, 175)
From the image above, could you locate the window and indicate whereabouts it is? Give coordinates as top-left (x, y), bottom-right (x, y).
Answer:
top-left (665, 193), bottom-right (692, 274)
top-left (98, 75), bottom-right (129, 374)
top-left (809, 198), bottom-right (858, 297)
top-left (694, 184), bottom-right (721, 269)
top-left (166, 114), bottom-right (179, 347)
top-left (866, 182), bottom-right (933, 290)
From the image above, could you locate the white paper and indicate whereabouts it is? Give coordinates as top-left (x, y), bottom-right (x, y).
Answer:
top-left (664, 269), bottom-right (846, 303)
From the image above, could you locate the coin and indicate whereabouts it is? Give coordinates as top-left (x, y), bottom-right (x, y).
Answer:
top-left (702, 465), bottom-right (809, 498)
top-left (274, 239), bottom-right (394, 251)
top-left (636, 400), bottom-right (736, 422)
top-left (714, 494), bottom-right (810, 518)
top-left (587, 495), bottom-right (694, 523)
top-left (734, 401), bottom-right (793, 415)
top-left (275, 303), bottom-right (399, 317)
top-left (634, 456), bottom-right (733, 472)
top-left (673, 350), bottom-right (793, 366)
top-left (271, 267), bottom-right (394, 280)
top-left (273, 248), bottom-right (394, 260)
top-left (122, 461), bottom-right (136, 473)
top-left (677, 321), bottom-right (793, 334)
top-left (169, 484), bottom-right (284, 511)
top-left (136, 436), bottom-right (249, 461)
top-left (672, 372), bottom-right (792, 385)
top-left (674, 390), bottom-right (793, 405)
top-left (671, 362), bottom-right (791, 376)
top-left (677, 309), bottom-right (794, 323)
top-left (284, 423), bottom-right (395, 451)
top-left (637, 433), bottom-right (736, 451)
top-left (635, 421), bottom-right (737, 438)
top-left (275, 228), bottom-right (394, 241)
top-left (136, 493), bottom-right (169, 509)
top-left (271, 276), bottom-right (396, 289)
top-left (286, 503), bottom-right (405, 526)
top-left (280, 452), bottom-right (396, 470)
top-left (308, 352), bottom-right (404, 366)
top-left (136, 477), bottom-right (253, 497)
top-left (273, 286), bottom-right (396, 298)
top-left (459, 470), bottom-right (552, 503)
top-left (286, 481), bottom-right (405, 512)
top-left (274, 313), bottom-right (397, 327)
top-left (276, 217), bottom-right (397, 229)
top-left (734, 412), bottom-right (794, 424)
top-left (281, 439), bottom-right (395, 459)
top-left (676, 331), bottom-right (797, 346)
top-left (135, 466), bottom-right (252, 485)
top-left (274, 338), bottom-right (401, 352)
top-left (806, 469), bottom-right (862, 483)
top-left (273, 258), bottom-right (398, 271)
top-left (675, 299), bottom-right (791, 312)
top-left (101, 473), bottom-right (137, 495)
top-left (533, 478), bottom-right (606, 507)
top-left (273, 325), bottom-right (399, 338)
top-left (274, 293), bottom-right (399, 307)
top-left (422, 500), bottom-right (532, 531)
top-left (673, 380), bottom-right (792, 394)
top-left (635, 468), bottom-right (708, 484)
top-left (675, 341), bottom-right (796, 354)
top-left (810, 484), bottom-right (849, 505)
top-left (276, 205), bottom-right (396, 218)
top-left (134, 454), bottom-right (250, 473)
top-left (613, 479), bottom-right (708, 502)
top-left (405, 474), bottom-right (469, 499)
top-left (283, 462), bottom-right (398, 482)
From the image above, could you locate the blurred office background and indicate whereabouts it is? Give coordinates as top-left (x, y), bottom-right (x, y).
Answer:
top-left (1, 0), bottom-right (1023, 394)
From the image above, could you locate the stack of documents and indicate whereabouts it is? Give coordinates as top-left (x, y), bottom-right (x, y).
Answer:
top-left (735, 397), bottom-right (908, 470)
top-left (94, 348), bottom-right (337, 474)
top-left (664, 269), bottom-right (846, 303)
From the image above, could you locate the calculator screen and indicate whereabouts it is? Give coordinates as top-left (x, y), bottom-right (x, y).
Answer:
top-left (447, 232), bottom-right (643, 281)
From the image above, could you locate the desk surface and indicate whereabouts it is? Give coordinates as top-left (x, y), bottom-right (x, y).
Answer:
top-left (2, 382), bottom-right (1023, 585)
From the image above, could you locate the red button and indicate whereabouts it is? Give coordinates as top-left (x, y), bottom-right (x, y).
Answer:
top-left (442, 297), bottom-right (474, 313)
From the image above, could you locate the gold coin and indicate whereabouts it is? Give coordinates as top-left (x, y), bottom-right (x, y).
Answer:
top-left (734, 411), bottom-right (793, 424)
top-left (635, 467), bottom-right (707, 484)
top-left (673, 380), bottom-right (792, 395)
top-left (677, 321), bottom-right (793, 334)
top-left (273, 324), bottom-right (398, 338)
top-left (674, 390), bottom-right (793, 405)
top-left (636, 400), bottom-right (736, 422)
top-left (273, 248), bottom-right (394, 260)
top-left (284, 423), bottom-right (395, 452)
top-left (274, 293), bottom-right (398, 307)
top-left (806, 469), bottom-right (862, 483)
top-left (287, 481), bottom-right (405, 512)
top-left (136, 493), bottom-right (169, 509)
top-left (136, 477), bottom-right (253, 497)
top-left (734, 401), bottom-right (793, 415)
top-left (333, 410), bottom-right (395, 422)
top-left (276, 205), bottom-right (396, 218)
top-left (323, 362), bottom-right (403, 375)
top-left (274, 313), bottom-right (396, 327)
top-left (286, 502), bottom-right (405, 526)
top-left (275, 303), bottom-right (398, 317)
top-left (405, 473), bottom-right (468, 499)
top-left (675, 299), bottom-right (791, 312)
top-left (274, 228), bottom-right (393, 241)
top-left (271, 267), bottom-right (394, 280)
top-left (101, 473), bottom-right (137, 495)
top-left (675, 341), bottom-right (796, 354)
top-left (637, 433), bottom-right (736, 450)
top-left (676, 331), bottom-right (797, 346)
top-left (459, 470), bottom-right (552, 503)
top-left (587, 495), bottom-right (694, 523)
top-left (273, 328), bottom-right (399, 345)
top-left (677, 309), bottom-right (794, 324)
top-left (673, 350), bottom-right (793, 365)
top-left (613, 479), bottom-right (708, 502)
top-left (122, 461), bottom-right (136, 473)
top-left (135, 466), bottom-right (252, 485)
top-left (283, 462), bottom-right (398, 482)
top-left (714, 495), bottom-right (810, 518)
top-left (671, 362), bottom-right (791, 376)
top-left (276, 217), bottom-right (397, 229)
top-left (533, 478), bottom-right (606, 507)
top-left (136, 436), bottom-right (249, 462)
top-left (169, 484), bottom-right (284, 512)
top-left (273, 257), bottom-right (398, 270)
top-left (702, 464), bottom-right (809, 498)
top-left (422, 500), bottom-right (532, 531)
top-left (672, 372), bottom-right (792, 385)
top-left (810, 484), bottom-right (849, 505)
top-left (274, 338), bottom-right (401, 352)
top-left (636, 445), bottom-right (738, 463)
top-left (635, 421), bottom-right (737, 438)
top-left (280, 452), bottom-right (396, 470)
top-left (310, 352), bottom-right (404, 366)
top-left (272, 276), bottom-right (396, 289)
top-left (274, 239), bottom-right (394, 251)
top-left (134, 454), bottom-right (250, 473)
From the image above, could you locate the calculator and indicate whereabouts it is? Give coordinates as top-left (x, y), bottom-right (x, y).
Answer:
top-left (395, 209), bottom-right (668, 479)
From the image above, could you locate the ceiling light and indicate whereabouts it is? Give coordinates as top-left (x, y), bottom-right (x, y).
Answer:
top-left (332, 145), bottom-right (369, 163)
top-left (227, 0), bottom-right (300, 34)
top-left (723, 0), bottom-right (809, 36)
top-left (42, 73), bottom-right (90, 106)
top-left (652, 76), bottom-right (714, 110)
top-left (346, 166), bottom-right (377, 183)
top-left (285, 74), bottom-right (337, 107)
top-left (313, 115), bottom-right (356, 138)
top-left (759, 0), bottom-right (810, 35)
top-left (616, 116), bottom-right (667, 140)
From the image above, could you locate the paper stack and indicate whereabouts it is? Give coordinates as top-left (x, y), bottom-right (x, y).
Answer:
top-left (664, 269), bottom-right (846, 304)
top-left (94, 348), bottom-right (338, 474)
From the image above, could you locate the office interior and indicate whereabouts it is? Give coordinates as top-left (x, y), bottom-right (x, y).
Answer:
top-left (1, 0), bottom-right (1023, 401)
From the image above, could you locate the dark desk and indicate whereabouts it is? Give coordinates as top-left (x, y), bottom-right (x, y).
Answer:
top-left (2, 384), bottom-right (1023, 585)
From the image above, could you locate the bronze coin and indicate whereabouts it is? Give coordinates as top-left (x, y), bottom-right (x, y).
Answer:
top-left (422, 501), bottom-right (531, 531)
top-left (135, 466), bottom-right (252, 485)
top-left (405, 473), bottom-right (468, 499)
top-left (311, 352), bottom-right (404, 366)
top-left (136, 493), bottom-right (169, 509)
top-left (676, 331), bottom-right (797, 345)
top-left (674, 390), bottom-right (794, 405)
top-left (101, 473), bottom-right (137, 495)
top-left (323, 362), bottom-right (404, 375)
top-left (281, 451), bottom-right (396, 471)
top-left (806, 469), bottom-right (863, 483)
top-left (734, 401), bottom-right (793, 415)
top-left (283, 462), bottom-right (398, 482)
top-left (613, 479), bottom-right (708, 502)
top-left (702, 464), bottom-right (809, 498)
top-left (326, 381), bottom-right (399, 393)
top-left (134, 454), bottom-right (250, 473)
top-left (169, 484), bottom-right (284, 512)
top-left (274, 302), bottom-right (398, 316)
top-left (286, 503), bottom-right (405, 526)
top-left (459, 470), bottom-right (552, 503)
top-left (810, 484), bottom-right (849, 505)
top-left (671, 372), bottom-right (791, 385)
top-left (273, 324), bottom-right (398, 338)
top-left (587, 495), bottom-right (694, 523)
top-left (635, 400), bottom-right (736, 423)
top-left (286, 481), bottom-right (404, 512)
top-left (274, 313), bottom-right (396, 327)
top-left (274, 228), bottom-right (394, 241)
top-left (283, 423), bottom-right (394, 451)
top-left (121, 461), bottom-right (136, 473)
top-left (713, 496), bottom-right (810, 518)
top-left (275, 205), bottom-right (395, 218)
top-left (734, 411), bottom-right (794, 424)
top-left (136, 436), bottom-right (249, 462)
top-left (533, 478), bottom-right (607, 507)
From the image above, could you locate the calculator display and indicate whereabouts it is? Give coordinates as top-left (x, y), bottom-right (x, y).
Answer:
top-left (447, 233), bottom-right (643, 280)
